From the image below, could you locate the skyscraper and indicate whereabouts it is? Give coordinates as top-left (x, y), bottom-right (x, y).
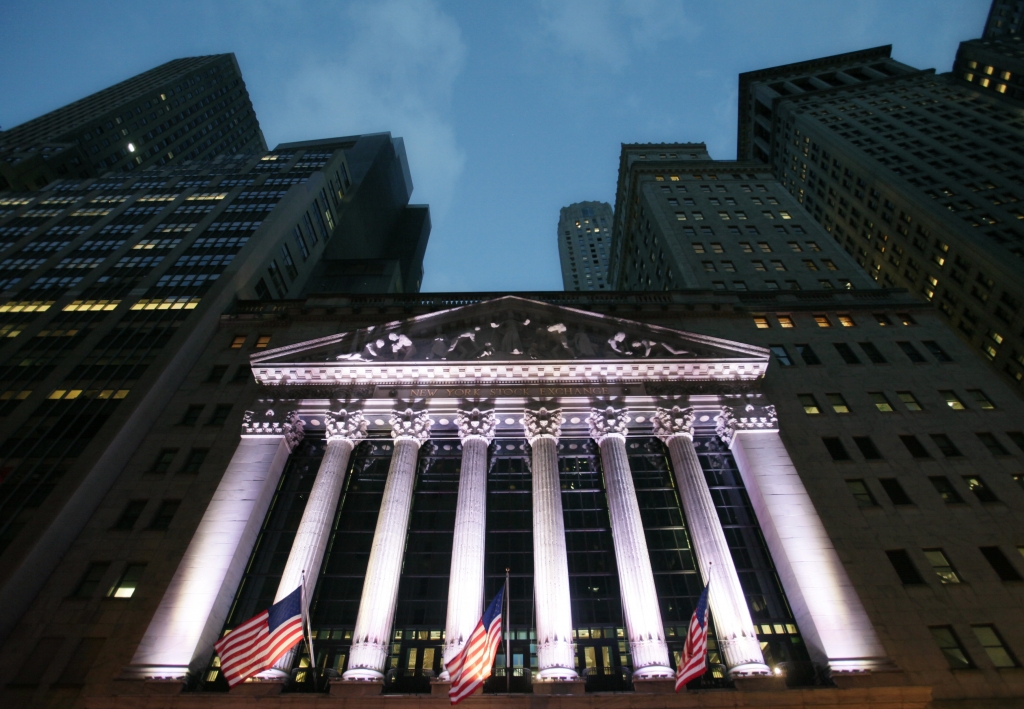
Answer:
top-left (558, 201), bottom-right (612, 291)
top-left (0, 54), bottom-right (266, 192)
top-left (0, 132), bottom-right (430, 650)
top-left (983, 0), bottom-right (1024, 38)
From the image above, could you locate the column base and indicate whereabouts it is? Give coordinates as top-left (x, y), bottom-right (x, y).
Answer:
top-left (341, 667), bottom-right (384, 681)
top-left (330, 679), bottom-right (384, 696)
top-left (533, 679), bottom-right (585, 695)
top-left (727, 662), bottom-right (772, 678)
top-left (633, 677), bottom-right (676, 694)
top-left (632, 664), bottom-right (675, 680)
top-left (255, 668), bottom-right (290, 682)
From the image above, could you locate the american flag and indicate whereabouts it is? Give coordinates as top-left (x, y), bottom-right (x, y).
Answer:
top-left (214, 586), bottom-right (306, 687)
top-left (447, 586), bottom-right (504, 705)
top-left (675, 581), bottom-right (711, 692)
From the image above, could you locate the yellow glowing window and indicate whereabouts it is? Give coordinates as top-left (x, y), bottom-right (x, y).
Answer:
top-left (655, 176), bottom-right (665, 181)
top-left (255, 335), bottom-right (272, 349)
top-left (814, 315), bottom-right (832, 328)
top-left (870, 392), bottom-right (893, 412)
top-left (778, 315), bottom-right (795, 328)
top-left (0, 300), bottom-right (53, 313)
top-left (997, 84), bottom-right (1007, 94)
top-left (779, 211), bottom-right (792, 220)
top-left (963, 72), bottom-right (975, 81)
top-left (967, 60), bottom-right (977, 69)
top-left (670, 175), bottom-right (680, 181)
top-left (0, 390), bottom-right (30, 401)
top-left (838, 315), bottom-right (856, 327)
top-left (753, 317), bottom-right (771, 329)
top-left (48, 390), bottom-right (67, 400)
top-left (940, 391), bottom-right (966, 410)
top-left (230, 335), bottom-right (247, 349)
top-left (799, 394), bottom-right (821, 415)
top-left (984, 65), bottom-right (993, 75)
top-left (109, 563), bottom-right (146, 598)
top-left (980, 78), bottom-right (990, 87)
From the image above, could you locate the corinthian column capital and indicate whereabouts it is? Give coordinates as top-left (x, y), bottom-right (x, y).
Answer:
top-left (241, 400), bottom-right (305, 450)
top-left (455, 408), bottom-right (498, 443)
top-left (651, 406), bottom-right (695, 443)
top-left (715, 404), bottom-right (778, 445)
top-left (325, 409), bottom-right (368, 443)
top-left (523, 407), bottom-right (563, 444)
top-left (389, 408), bottom-right (433, 446)
top-left (587, 406), bottom-right (630, 444)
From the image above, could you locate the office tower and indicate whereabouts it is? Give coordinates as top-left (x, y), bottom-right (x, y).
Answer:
top-left (736, 39), bottom-right (1024, 391)
top-left (558, 201), bottom-right (613, 291)
top-left (0, 54), bottom-right (266, 192)
top-left (953, 35), bottom-right (1024, 101)
top-left (983, 0), bottom-right (1024, 38)
top-left (3, 284), bottom-right (1023, 707)
top-left (0, 133), bottom-right (430, 652)
top-left (607, 144), bottom-right (876, 293)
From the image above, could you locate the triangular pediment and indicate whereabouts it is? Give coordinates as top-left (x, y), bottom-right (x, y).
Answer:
top-left (251, 296), bottom-right (767, 366)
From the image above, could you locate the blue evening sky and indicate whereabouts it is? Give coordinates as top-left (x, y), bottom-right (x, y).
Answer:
top-left (0, 1), bottom-right (988, 292)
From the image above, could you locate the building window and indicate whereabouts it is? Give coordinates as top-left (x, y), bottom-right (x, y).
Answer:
top-left (869, 392), bottom-right (894, 412)
top-left (853, 436), bottom-right (882, 459)
top-left (230, 335), bottom-right (246, 349)
top-left (897, 391), bottom-right (923, 411)
top-left (112, 500), bottom-right (147, 530)
top-left (922, 340), bottom-right (952, 362)
top-left (966, 390), bottom-right (995, 410)
top-left (930, 434), bottom-right (962, 458)
top-left (837, 314), bottom-right (855, 327)
top-left (900, 435), bottom-right (931, 459)
top-left (924, 549), bottom-right (962, 584)
top-left (1009, 432), bottom-right (1024, 454)
top-left (206, 365), bottom-right (227, 383)
top-left (181, 448), bottom-right (209, 474)
top-left (108, 563), bottom-right (146, 598)
top-left (753, 316), bottom-right (770, 329)
top-left (207, 404), bottom-right (233, 426)
top-left (886, 550), bottom-right (924, 585)
top-left (879, 478), bottom-right (912, 505)
top-left (834, 343), bottom-right (861, 364)
top-left (874, 313), bottom-right (892, 326)
top-left (798, 394), bottom-right (821, 414)
top-left (232, 365), bottom-right (252, 383)
top-left (897, 312), bottom-right (916, 325)
top-left (151, 448), bottom-right (178, 473)
top-left (963, 476), bottom-right (999, 502)
top-left (930, 627), bottom-right (973, 668)
top-left (972, 625), bottom-right (1019, 668)
top-left (769, 345), bottom-right (793, 366)
top-left (179, 405), bottom-right (204, 426)
top-left (858, 342), bottom-right (887, 363)
top-left (846, 479), bottom-right (878, 507)
top-left (74, 562), bottom-right (111, 597)
top-left (976, 432), bottom-right (1009, 456)
top-left (255, 334), bottom-right (272, 349)
top-left (940, 391), bottom-right (966, 410)
top-left (897, 341), bottom-right (926, 363)
top-left (979, 547), bottom-right (1022, 582)
top-left (822, 437), bottom-right (851, 461)
top-left (148, 500), bottom-right (180, 531)
top-left (827, 393), bottom-right (851, 414)
top-left (929, 477), bottom-right (964, 504)
top-left (777, 315), bottom-right (795, 328)
top-left (813, 314), bottom-right (832, 328)
top-left (796, 344), bottom-right (821, 365)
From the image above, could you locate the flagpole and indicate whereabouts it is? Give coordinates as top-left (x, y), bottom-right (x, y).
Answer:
top-left (301, 570), bottom-right (317, 689)
top-left (505, 568), bottom-right (511, 694)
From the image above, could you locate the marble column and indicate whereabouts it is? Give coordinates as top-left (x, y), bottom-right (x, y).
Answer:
top-left (718, 405), bottom-right (893, 675)
top-left (652, 406), bottom-right (770, 678)
top-left (440, 408), bottom-right (498, 680)
top-left (343, 408), bottom-right (433, 681)
top-left (263, 409), bottom-right (367, 678)
top-left (124, 403), bottom-right (304, 680)
top-left (524, 407), bottom-right (578, 681)
top-left (587, 407), bottom-right (673, 679)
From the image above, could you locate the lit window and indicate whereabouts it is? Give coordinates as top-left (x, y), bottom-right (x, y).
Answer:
top-left (967, 390), bottom-right (995, 410)
top-left (869, 392), bottom-right (894, 412)
top-left (109, 563), bottom-right (147, 598)
top-left (874, 313), bottom-right (892, 326)
top-left (711, 243), bottom-right (724, 254)
top-left (255, 335), bottom-right (272, 349)
top-left (753, 316), bottom-right (770, 329)
top-left (940, 391), bottom-right (966, 410)
top-left (814, 315), bottom-right (832, 328)
top-left (963, 476), bottom-right (999, 502)
top-left (230, 335), bottom-right (246, 349)
top-left (838, 314), bottom-right (855, 327)
top-left (799, 394), bottom-right (821, 415)
top-left (692, 243), bottom-right (705, 253)
top-left (923, 549), bottom-right (961, 584)
top-left (779, 211), bottom-right (792, 219)
top-left (787, 241), bottom-right (802, 252)
top-left (897, 391), bottom-right (922, 411)
top-left (972, 626), bottom-right (1019, 668)
top-left (827, 393), bottom-right (850, 414)
top-left (930, 627), bottom-right (973, 668)
top-left (778, 315), bottom-right (794, 328)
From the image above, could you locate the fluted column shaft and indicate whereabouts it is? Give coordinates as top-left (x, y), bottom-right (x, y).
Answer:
top-left (588, 408), bottom-right (673, 679)
top-left (343, 409), bottom-right (432, 681)
top-left (655, 407), bottom-right (769, 678)
top-left (525, 408), bottom-right (577, 681)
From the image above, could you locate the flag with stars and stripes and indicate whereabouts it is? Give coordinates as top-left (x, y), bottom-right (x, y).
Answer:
top-left (214, 586), bottom-right (305, 687)
top-left (448, 586), bottom-right (504, 704)
top-left (675, 581), bottom-right (710, 691)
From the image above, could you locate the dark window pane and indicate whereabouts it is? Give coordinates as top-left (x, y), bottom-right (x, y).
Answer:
top-left (180, 448), bottom-right (208, 474)
top-left (179, 404), bottom-right (204, 426)
top-left (822, 437), bottom-right (850, 461)
top-left (846, 479), bottom-right (877, 507)
top-left (929, 477), bottom-right (964, 504)
top-left (151, 448), bottom-right (178, 473)
top-left (886, 550), bottom-right (924, 584)
top-left (897, 341), bottom-right (926, 363)
top-left (963, 476), bottom-right (999, 503)
top-left (858, 342), bottom-right (887, 363)
top-left (922, 340), bottom-right (952, 362)
top-left (112, 500), bottom-right (147, 530)
top-left (769, 345), bottom-right (793, 366)
top-left (853, 436), bottom-right (883, 459)
top-left (979, 547), bottom-right (1023, 582)
top-left (1006, 431), bottom-right (1024, 453)
top-left (207, 404), bottom-right (232, 426)
top-left (976, 432), bottom-right (1009, 456)
top-left (74, 562), bottom-right (110, 597)
top-left (206, 365), bottom-right (228, 383)
top-left (59, 637), bottom-right (105, 684)
top-left (879, 478), bottom-right (913, 505)
top-left (13, 636), bottom-right (63, 685)
top-left (796, 343), bottom-right (821, 365)
top-left (833, 343), bottom-right (861, 364)
top-left (900, 435), bottom-right (930, 458)
top-left (929, 434), bottom-right (962, 458)
top-left (232, 365), bottom-right (252, 383)
top-left (149, 500), bottom-right (180, 531)
top-left (930, 626), bottom-right (973, 668)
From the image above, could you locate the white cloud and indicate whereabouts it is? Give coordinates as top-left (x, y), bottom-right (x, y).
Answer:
top-left (259, 0), bottom-right (466, 221)
top-left (538, 0), bottom-right (700, 70)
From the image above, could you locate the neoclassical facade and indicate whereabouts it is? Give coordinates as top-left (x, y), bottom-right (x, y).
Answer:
top-left (123, 296), bottom-right (898, 697)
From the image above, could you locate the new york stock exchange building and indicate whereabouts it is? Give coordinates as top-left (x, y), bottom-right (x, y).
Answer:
top-left (6, 291), bottom-right (1024, 709)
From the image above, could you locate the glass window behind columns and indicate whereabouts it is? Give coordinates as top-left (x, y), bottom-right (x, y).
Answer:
top-left (202, 436), bottom-right (328, 691)
top-left (558, 438), bottom-right (628, 692)
top-left (693, 435), bottom-right (812, 680)
top-left (483, 438), bottom-right (534, 693)
top-left (388, 441), bottom-right (460, 693)
top-left (627, 437), bottom-right (727, 689)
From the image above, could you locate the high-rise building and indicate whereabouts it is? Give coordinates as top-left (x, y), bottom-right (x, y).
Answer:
top-left (558, 201), bottom-right (613, 291)
top-left (735, 37), bottom-right (1024, 390)
top-left (607, 144), bottom-right (876, 293)
top-left (953, 35), bottom-right (1024, 102)
top-left (983, 0), bottom-right (1024, 38)
top-left (0, 132), bottom-right (430, 650)
top-left (0, 54), bottom-right (266, 192)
